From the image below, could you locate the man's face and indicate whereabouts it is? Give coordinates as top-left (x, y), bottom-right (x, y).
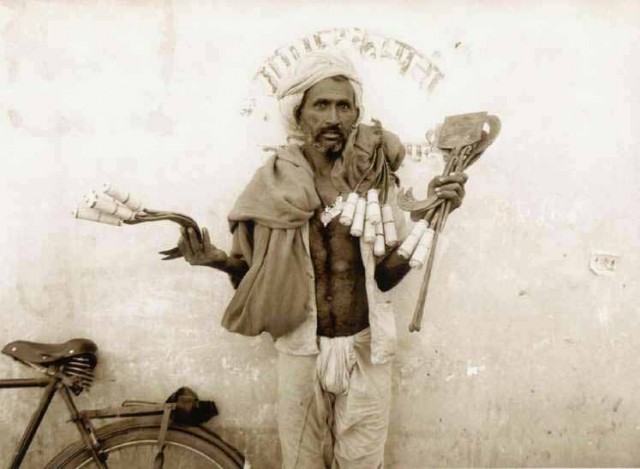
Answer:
top-left (297, 77), bottom-right (359, 155)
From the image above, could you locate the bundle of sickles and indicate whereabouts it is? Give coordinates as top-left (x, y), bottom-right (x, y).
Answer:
top-left (396, 112), bottom-right (501, 331)
top-left (72, 183), bottom-right (200, 260)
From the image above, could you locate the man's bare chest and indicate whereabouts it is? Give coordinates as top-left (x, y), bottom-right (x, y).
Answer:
top-left (314, 174), bottom-right (340, 209)
top-left (308, 171), bottom-right (362, 265)
top-left (308, 209), bottom-right (362, 271)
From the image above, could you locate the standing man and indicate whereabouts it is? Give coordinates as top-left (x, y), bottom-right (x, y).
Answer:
top-left (178, 51), bottom-right (467, 468)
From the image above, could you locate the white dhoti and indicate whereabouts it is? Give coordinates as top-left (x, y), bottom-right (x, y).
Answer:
top-left (277, 329), bottom-right (392, 469)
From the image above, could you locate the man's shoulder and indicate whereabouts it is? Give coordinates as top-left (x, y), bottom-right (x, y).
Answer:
top-left (252, 144), bottom-right (302, 168)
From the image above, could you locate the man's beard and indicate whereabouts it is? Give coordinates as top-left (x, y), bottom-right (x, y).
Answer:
top-left (311, 125), bottom-right (347, 157)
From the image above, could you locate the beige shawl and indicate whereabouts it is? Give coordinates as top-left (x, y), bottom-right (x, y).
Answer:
top-left (222, 145), bottom-right (321, 338)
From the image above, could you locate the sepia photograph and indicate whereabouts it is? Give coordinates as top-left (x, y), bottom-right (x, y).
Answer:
top-left (0, 1), bottom-right (638, 467)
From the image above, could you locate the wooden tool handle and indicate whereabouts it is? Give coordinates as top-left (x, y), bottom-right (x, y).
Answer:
top-left (408, 210), bottom-right (442, 332)
top-left (406, 113), bottom-right (501, 333)
top-left (407, 154), bottom-right (455, 332)
top-left (408, 229), bottom-right (440, 332)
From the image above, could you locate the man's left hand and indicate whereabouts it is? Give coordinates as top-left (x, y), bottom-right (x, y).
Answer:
top-left (428, 172), bottom-right (468, 211)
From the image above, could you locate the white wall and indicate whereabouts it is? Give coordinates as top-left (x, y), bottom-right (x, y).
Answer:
top-left (1, 1), bottom-right (639, 467)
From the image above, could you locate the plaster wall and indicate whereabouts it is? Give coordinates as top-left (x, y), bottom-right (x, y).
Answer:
top-left (0, 1), bottom-right (639, 467)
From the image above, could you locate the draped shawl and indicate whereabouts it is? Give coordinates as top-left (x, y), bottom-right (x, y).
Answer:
top-left (222, 145), bottom-right (321, 338)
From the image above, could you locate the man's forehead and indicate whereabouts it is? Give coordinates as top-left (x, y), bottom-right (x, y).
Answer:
top-left (304, 76), bottom-right (356, 102)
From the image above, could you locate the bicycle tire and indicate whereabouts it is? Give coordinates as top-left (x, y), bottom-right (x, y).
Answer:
top-left (45, 417), bottom-right (246, 469)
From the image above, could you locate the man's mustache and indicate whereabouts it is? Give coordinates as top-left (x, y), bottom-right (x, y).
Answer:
top-left (316, 126), bottom-right (346, 138)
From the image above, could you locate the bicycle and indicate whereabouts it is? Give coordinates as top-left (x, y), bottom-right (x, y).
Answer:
top-left (1, 337), bottom-right (248, 468)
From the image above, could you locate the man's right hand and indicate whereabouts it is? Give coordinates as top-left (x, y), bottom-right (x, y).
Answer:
top-left (178, 227), bottom-right (228, 267)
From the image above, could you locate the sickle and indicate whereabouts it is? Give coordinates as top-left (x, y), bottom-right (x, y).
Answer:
top-left (396, 188), bottom-right (443, 221)
top-left (123, 209), bottom-right (201, 260)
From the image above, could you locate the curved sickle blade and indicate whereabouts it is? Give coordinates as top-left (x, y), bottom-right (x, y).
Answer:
top-left (397, 187), bottom-right (440, 212)
top-left (123, 208), bottom-right (201, 261)
top-left (123, 209), bottom-right (202, 241)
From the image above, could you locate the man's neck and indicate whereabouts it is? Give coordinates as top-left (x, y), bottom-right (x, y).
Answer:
top-left (301, 143), bottom-right (340, 178)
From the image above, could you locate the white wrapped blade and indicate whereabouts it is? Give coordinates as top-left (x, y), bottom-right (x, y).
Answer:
top-left (374, 222), bottom-right (386, 256)
top-left (381, 204), bottom-right (398, 246)
top-left (339, 192), bottom-right (359, 226)
top-left (349, 197), bottom-right (366, 237)
top-left (73, 207), bottom-right (122, 226)
top-left (84, 192), bottom-right (135, 220)
top-left (409, 228), bottom-right (435, 269)
top-left (103, 182), bottom-right (144, 212)
top-left (365, 189), bottom-right (382, 225)
top-left (398, 219), bottom-right (428, 259)
top-left (363, 218), bottom-right (376, 243)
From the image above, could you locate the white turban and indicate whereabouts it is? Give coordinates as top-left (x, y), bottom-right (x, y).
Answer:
top-left (276, 50), bottom-right (364, 142)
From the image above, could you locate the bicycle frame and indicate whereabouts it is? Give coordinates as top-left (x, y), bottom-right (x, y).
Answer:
top-left (0, 374), bottom-right (171, 469)
top-left (0, 376), bottom-right (58, 469)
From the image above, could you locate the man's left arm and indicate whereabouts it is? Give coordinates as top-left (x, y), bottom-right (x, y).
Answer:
top-left (375, 172), bottom-right (468, 291)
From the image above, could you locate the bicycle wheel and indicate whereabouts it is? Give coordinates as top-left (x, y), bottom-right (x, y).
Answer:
top-left (46, 418), bottom-right (246, 469)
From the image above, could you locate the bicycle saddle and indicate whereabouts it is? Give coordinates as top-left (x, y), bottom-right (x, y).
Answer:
top-left (2, 338), bottom-right (97, 365)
